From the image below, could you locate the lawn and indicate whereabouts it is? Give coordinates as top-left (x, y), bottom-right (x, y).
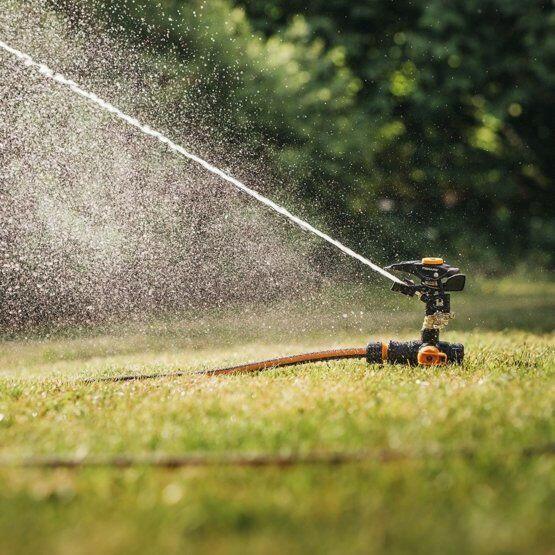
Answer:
top-left (0, 278), bottom-right (553, 554)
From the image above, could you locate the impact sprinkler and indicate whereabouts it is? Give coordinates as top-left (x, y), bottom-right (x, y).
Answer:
top-left (200, 257), bottom-right (466, 376)
top-left (365, 257), bottom-right (465, 366)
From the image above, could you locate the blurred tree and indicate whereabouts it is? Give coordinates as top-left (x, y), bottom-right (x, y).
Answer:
top-left (53, 0), bottom-right (554, 268)
top-left (237, 0), bottom-right (555, 267)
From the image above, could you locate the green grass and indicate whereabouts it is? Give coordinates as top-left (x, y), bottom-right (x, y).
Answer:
top-left (0, 278), bottom-right (553, 554)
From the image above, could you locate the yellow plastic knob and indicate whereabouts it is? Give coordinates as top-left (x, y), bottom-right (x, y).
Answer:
top-left (421, 257), bottom-right (444, 265)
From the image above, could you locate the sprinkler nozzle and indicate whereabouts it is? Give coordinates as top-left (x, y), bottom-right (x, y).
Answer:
top-left (385, 258), bottom-right (465, 315)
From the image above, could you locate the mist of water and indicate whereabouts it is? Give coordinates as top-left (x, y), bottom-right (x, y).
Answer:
top-left (0, 1), bottom-right (406, 346)
top-left (0, 38), bottom-right (401, 287)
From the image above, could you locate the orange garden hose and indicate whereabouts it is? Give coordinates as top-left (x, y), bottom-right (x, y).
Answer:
top-left (200, 347), bottom-right (368, 376)
top-left (86, 347), bottom-right (369, 383)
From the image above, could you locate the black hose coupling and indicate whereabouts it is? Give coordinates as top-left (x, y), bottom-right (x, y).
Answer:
top-left (366, 340), bottom-right (464, 366)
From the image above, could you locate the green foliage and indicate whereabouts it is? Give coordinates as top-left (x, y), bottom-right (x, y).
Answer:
top-left (238, 0), bottom-right (555, 267)
top-left (56, 0), bottom-right (554, 268)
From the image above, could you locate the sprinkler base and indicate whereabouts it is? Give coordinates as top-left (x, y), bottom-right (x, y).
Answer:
top-left (366, 340), bottom-right (464, 366)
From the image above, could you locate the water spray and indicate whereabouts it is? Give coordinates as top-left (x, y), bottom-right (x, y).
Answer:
top-left (0, 39), bottom-right (402, 286)
top-left (1, 40), bottom-right (467, 375)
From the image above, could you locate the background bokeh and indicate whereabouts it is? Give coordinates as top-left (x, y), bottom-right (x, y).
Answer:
top-left (1, 0), bottom-right (553, 333)
top-left (55, 0), bottom-right (555, 269)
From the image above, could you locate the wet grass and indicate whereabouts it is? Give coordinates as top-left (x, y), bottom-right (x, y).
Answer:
top-left (0, 278), bottom-right (553, 554)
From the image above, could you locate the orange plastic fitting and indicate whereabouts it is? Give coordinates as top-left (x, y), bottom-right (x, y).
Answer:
top-left (417, 345), bottom-right (448, 366)
top-left (421, 257), bottom-right (444, 265)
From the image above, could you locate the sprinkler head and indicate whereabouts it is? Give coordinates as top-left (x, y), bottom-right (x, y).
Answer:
top-left (385, 258), bottom-right (465, 315)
